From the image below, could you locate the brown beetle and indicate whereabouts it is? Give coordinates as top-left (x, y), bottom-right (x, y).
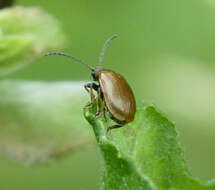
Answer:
top-left (45, 35), bottom-right (136, 132)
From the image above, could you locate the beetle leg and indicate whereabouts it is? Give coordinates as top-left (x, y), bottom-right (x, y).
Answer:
top-left (106, 124), bottom-right (124, 135)
top-left (84, 83), bottom-right (99, 107)
top-left (95, 87), bottom-right (102, 118)
top-left (84, 85), bottom-right (94, 107)
top-left (84, 83), bottom-right (102, 118)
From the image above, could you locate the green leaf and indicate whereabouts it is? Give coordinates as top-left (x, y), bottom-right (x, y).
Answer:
top-left (0, 6), bottom-right (66, 76)
top-left (84, 103), bottom-right (215, 190)
top-left (0, 80), bottom-right (93, 164)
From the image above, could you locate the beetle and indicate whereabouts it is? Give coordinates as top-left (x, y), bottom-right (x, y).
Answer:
top-left (45, 35), bottom-right (136, 133)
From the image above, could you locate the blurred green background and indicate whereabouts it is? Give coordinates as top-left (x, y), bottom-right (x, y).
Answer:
top-left (1, 0), bottom-right (215, 189)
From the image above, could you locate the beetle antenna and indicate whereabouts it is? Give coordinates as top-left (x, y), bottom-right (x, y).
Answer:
top-left (44, 52), bottom-right (95, 71)
top-left (98, 35), bottom-right (118, 70)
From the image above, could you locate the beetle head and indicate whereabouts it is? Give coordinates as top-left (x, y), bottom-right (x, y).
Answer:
top-left (91, 69), bottom-right (100, 81)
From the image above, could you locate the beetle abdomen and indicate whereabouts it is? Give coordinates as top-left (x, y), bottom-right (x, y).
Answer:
top-left (98, 69), bottom-right (136, 123)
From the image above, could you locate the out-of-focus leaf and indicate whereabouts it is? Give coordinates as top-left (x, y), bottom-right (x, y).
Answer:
top-left (0, 0), bottom-right (13, 9)
top-left (136, 56), bottom-right (215, 178)
top-left (0, 80), bottom-right (93, 164)
top-left (0, 6), bottom-right (66, 75)
top-left (84, 103), bottom-right (215, 190)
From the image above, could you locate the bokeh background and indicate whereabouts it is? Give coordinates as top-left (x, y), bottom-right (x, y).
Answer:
top-left (1, 0), bottom-right (215, 189)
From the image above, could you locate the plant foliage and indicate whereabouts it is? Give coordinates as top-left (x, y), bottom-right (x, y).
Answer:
top-left (84, 103), bottom-right (215, 190)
